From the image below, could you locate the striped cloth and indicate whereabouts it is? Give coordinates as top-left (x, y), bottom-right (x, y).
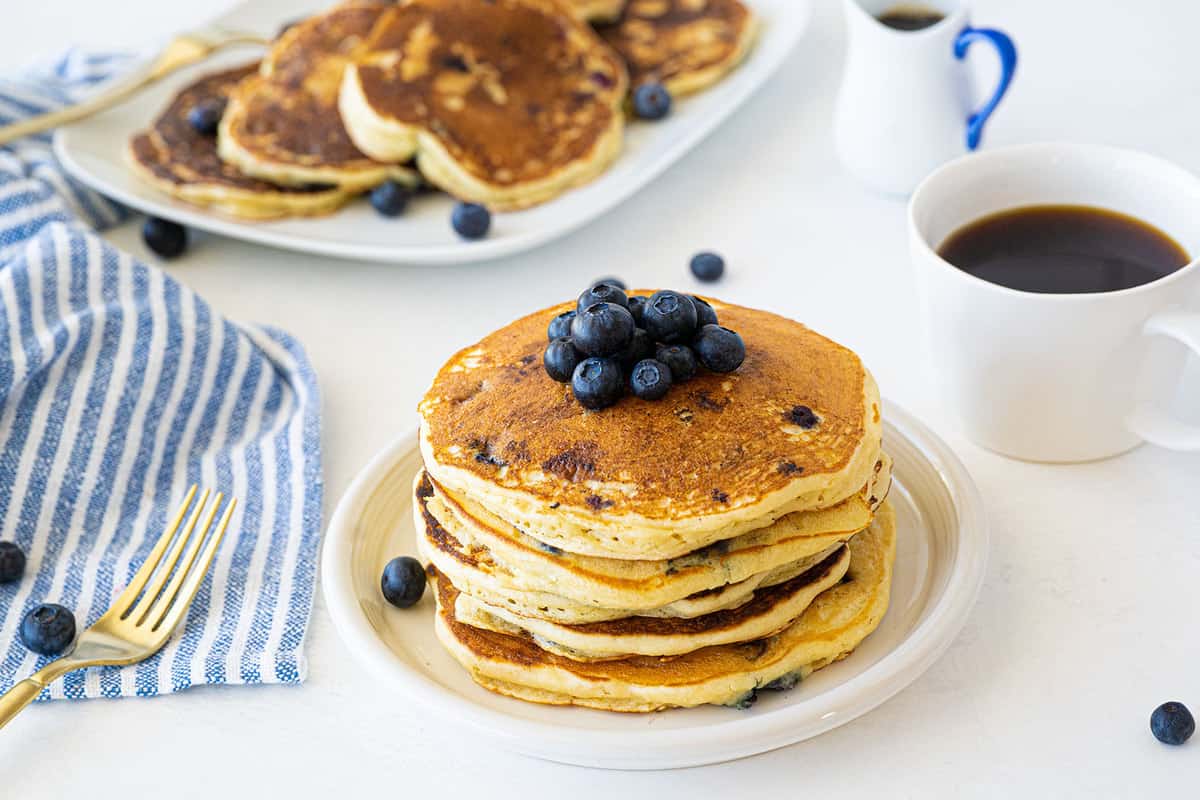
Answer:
top-left (0, 51), bottom-right (324, 699)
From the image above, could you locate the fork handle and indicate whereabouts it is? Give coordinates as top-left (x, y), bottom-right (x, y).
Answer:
top-left (0, 34), bottom-right (227, 147)
top-left (0, 660), bottom-right (77, 730)
top-left (0, 678), bottom-right (49, 730)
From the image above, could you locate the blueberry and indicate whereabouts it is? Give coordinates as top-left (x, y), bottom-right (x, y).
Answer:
top-left (0, 541), bottom-right (24, 584)
top-left (655, 343), bottom-right (697, 382)
top-left (627, 295), bottom-right (648, 327)
top-left (1151, 702), bottom-right (1195, 745)
top-left (20, 603), bottom-right (75, 656)
top-left (690, 295), bottom-right (719, 328)
top-left (693, 324), bottom-right (745, 373)
top-left (633, 82), bottom-right (672, 120)
top-left (593, 276), bottom-right (626, 290)
top-left (543, 337), bottom-right (582, 383)
top-left (690, 251), bottom-right (725, 282)
top-left (451, 202), bottom-right (491, 239)
top-left (618, 328), bottom-right (654, 370)
top-left (187, 98), bottom-right (225, 136)
top-left (763, 671), bottom-right (802, 691)
top-left (369, 180), bottom-right (411, 217)
top-left (547, 310), bottom-right (576, 341)
top-left (381, 556), bottom-right (426, 609)
top-left (643, 290), bottom-right (698, 344)
top-left (571, 302), bottom-right (635, 357)
top-left (630, 359), bottom-right (672, 400)
top-left (725, 689), bottom-right (758, 710)
top-left (571, 357), bottom-right (624, 409)
top-left (577, 282), bottom-right (629, 312)
top-left (142, 217), bottom-right (187, 259)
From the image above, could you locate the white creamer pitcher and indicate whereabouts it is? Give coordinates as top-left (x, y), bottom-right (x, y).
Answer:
top-left (834, 0), bottom-right (1016, 196)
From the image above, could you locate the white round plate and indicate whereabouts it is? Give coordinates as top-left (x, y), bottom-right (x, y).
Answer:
top-left (321, 402), bottom-right (987, 770)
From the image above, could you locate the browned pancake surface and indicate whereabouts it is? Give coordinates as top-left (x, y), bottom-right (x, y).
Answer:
top-left (130, 64), bottom-right (331, 194)
top-left (354, 0), bottom-right (626, 185)
top-left (420, 296), bottom-right (872, 522)
top-left (224, 4), bottom-right (386, 173)
top-left (598, 0), bottom-right (752, 89)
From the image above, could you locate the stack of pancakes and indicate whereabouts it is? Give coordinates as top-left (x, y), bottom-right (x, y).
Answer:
top-left (415, 296), bottom-right (897, 711)
top-left (126, 0), bottom-right (758, 218)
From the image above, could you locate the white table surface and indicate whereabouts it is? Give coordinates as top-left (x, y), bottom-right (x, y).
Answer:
top-left (4, 0), bottom-right (1200, 796)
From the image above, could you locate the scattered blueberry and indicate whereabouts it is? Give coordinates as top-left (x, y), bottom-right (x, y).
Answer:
top-left (451, 202), bottom-right (491, 239)
top-left (643, 290), bottom-right (698, 344)
top-left (187, 98), bottom-right (225, 136)
top-left (618, 328), bottom-right (654, 370)
top-left (577, 282), bottom-right (629, 312)
top-left (627, 294), bottom-right (648, 327)
top-left (571, 302), bottom-right (635, 357)
top-left (1152, 702), bottom-right (1195, 745)
top-left (571, 357), bottom-right (625, 409)
top-left (693, 324), bottom-right (745, 373)
top-left (547, 310), bottom-right (576, 341)
top-left (633, 82), bottom-right (672, 120)
top-left (690, 251), bottom-right (725, 282)
top-left (543, 337), bottom-right (582, 383)
top-left (381, 556), bottom-right (427, 609)
top-left (630, 359), bottom-right (672, 400)
top-left (142, 217), bottom-right (188, 259)
top-left (655, 343), bottom-right (697, 382)
top-left (0, 541), bottom-right (25, 584)
top-left (369, 180), bottom-right (411, 217)
top-left (690, 295), bottom-right (719, 328)
top-left (19, 603), bottom-right (75, 656)
top-left (593, 276), bottom-right (626, 290)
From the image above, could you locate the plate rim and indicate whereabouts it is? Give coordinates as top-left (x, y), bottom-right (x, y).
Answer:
top-left (54, 0), bottom-right (811, 266)
top-left (320, 400), bottom-right (989, 770)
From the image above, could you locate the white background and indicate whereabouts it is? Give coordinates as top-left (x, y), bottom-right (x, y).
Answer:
top-left (3, 0), bottom-right (1200, 796)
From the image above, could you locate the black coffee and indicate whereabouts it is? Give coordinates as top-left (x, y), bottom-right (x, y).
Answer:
top-left (876, 4), bottom-right (945, 31)
top-left (937, 205), bottom-right (1190, 294)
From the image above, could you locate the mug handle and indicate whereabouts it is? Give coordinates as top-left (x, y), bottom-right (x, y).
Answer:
top-left (954, 27), bottom-right (1018, 151)
top-left (1126, 310), bottom-right (1200, 450)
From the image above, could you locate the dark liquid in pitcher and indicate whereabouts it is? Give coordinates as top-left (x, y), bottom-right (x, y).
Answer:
top-left (937, 205), bottom-right (1190, 294)
top-left (876, 4), bottom-right (945, 30)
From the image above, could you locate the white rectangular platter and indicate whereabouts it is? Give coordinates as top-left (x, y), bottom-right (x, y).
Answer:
top-left (55, 0), bottom-right (809, 265)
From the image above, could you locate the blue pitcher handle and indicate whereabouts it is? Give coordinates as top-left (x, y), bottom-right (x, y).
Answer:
top-left (954, 27), bottom-right (1017, 151)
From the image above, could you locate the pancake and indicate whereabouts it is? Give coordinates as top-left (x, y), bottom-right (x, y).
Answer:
top-left (417, 454), bottom-right (889, 618)
top-left (338, 0), bottom-right (628, 210)
top-left (219, 3), bottom-right (421, 191)
top-left (432, 501), bottom-right (897, 711)
top-left (568, 0), bottom-right (627, 22)
top-left (454, 545), bottom-right (850, 661)
top-left (597, 0), bottom-right (757, 94)
top-left (418, 295), bottom-right (884, 560)
top-left (127, 64), bottom-right (354, 219)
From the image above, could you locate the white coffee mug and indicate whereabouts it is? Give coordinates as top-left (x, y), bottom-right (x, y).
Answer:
top-left (909, 142), bottom-right (1200, 462)
top-left (834, 0), bottom-right (1016, 196)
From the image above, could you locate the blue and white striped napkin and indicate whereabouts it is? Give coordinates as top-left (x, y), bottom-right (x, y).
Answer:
top-left (0, 51), bottom-right (324, 700)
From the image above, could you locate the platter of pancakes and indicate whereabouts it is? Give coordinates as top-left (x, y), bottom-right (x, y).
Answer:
top-left (53, 0), bottom-right (809, 264)
top-left (321, 296), bottom-right (988, 769)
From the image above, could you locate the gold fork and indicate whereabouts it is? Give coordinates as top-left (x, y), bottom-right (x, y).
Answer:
top-left (0, 486), bottom-right (237, 728)
top-left (0, 25), bottom-right (269, 147)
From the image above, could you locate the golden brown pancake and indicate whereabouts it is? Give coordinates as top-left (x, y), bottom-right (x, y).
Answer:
top-left (127, 64), bottom-right (352, 219)
top-left (338, 0), bottom-right (628, 209)
top-left (431, 502), bottom-right (897, 711)
top-left (597, 0), bottom-right (756, 94)
top-left (418, 294), bottom-right (883, 560)
top-left (219, 3), bottom-right (419, 191)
